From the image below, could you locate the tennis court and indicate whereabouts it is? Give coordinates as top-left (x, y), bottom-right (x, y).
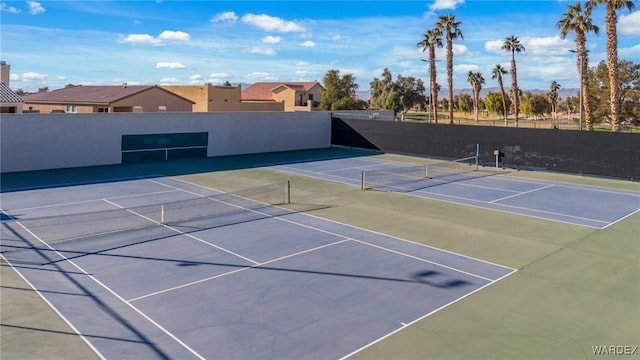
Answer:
top-left (270, 156), bottom-right (640, 229)
top-left (0, 175), bottom-right (515, 359)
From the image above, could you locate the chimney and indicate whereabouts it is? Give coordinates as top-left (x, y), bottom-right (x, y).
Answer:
top-left (0, 61), bottom-right (10, 86)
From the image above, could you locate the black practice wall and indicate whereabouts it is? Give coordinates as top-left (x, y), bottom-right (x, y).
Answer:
top-left (332, 118), bottom-right (640, 180)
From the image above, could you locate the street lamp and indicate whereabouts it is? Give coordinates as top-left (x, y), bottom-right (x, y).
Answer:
top-left (569, 49), bottom-right (583, 131)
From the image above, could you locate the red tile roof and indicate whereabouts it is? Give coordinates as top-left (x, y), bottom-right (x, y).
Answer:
top-left (242, 82), bottom-right (321, 101)
top-left (21, 85), bottom-right (188, 104)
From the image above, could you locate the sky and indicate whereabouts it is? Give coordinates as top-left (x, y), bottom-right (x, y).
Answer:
top-left (1, 0), bottom-right (639, 94)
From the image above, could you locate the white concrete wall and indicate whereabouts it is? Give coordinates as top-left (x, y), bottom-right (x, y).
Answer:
top-left (0, 111), bottom-right (331, 173)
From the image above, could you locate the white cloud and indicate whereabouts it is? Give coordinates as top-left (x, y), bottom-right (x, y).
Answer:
top-left (155, 62), bottom-right (185, 69)
top-left (121, 34), bottom-right (162, 46)
top-left (211, 11), bottom-right (238, 24)
top-left (190, 74), bottom-right (202, 81)
top-left (245, 72), bottom-right (275, 80)
top-left (262, 35), bottom-right (281, 44)
top-left (242, 14), bottom-right (306, 32)
top-left (159, 77), bottom-right (179, 84)
top-left (27, 1), bottom-right (45, 15)
top-left (619, 44), bottom-right (640, 59)
top-left (523, 35), bottom-right (572, 55)
top-left (300, 40), bottom-right (315, 48)
top-left (455, 64), bottom-right (481, 74)
top-left (429, 0), bottom-right (464, 11)
top-left (121, 30), bottom-right (190, 46)
top-left (485, 36), bottom-right (571, 56)
top-left (209, 73), bottom-right (229, 79)
top-left (619, 11), bottom-right (640, 36)
top-left (295, 70), bottom-right (315, 77)
top-left (485, 39), bottom-right (504, 53)
top-left (1, 3), bottom-right (21, 13)
top-left (21, 72), bottom-right (48, 81)
top-left (158, 30), bottom-right (190, 42)
top-left (249, 47), bottom-right (276, 56)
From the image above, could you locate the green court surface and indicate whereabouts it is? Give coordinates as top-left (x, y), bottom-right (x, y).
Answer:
top-left (1, 147), bottom-right (638, 359)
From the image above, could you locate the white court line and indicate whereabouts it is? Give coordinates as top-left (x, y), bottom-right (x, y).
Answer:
top-left (163, 176), bottom-right (516, 274)
top-left (489, 184), bottom-right (555, 203)
top-left (102, 199), bottom-right (260, 266)
top-left (6, 189), bottom-right (179, 213)
top-left (13, 221), bottom-right (206, 360)
top-left (129, 238), bottom-right (352, 302)
top-left (350, 239), bottom-right (495, 282)
top-left (601, 208), bottom-right (640, 230)
top-left (0, 254), bottom-right (107, 360)
top-left (339, 268), bottom-right (517, 360)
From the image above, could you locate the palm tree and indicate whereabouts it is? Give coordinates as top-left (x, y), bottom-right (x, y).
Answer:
top-left (467, 71), bottom-right (485, 122)
top-left (588, 0), bottom-right (636, 132)
top-left (417, 28), bottom-right (443, 124)
top-left (502, 35), bottom-right (525, 127)
top-left (557, 2), bottom-right (599, 130)
top-left (491, 64), bottom-right (509, 126)
top-left (548, 81), bottom-right (561, 121)
top-left (436, 14), bottom-right (463, 124)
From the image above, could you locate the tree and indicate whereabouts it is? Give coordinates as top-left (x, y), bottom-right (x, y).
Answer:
top-left (588, 60), bottom-right (640, 126)
top-left (456, 93), bottom-right (472, 114)
top-left (436, 14), bottom-right (463, 124)
top-left (394, 75), bottom-right (427, 121)
top-left (467, 71), bottom-right (485, 122)
top-left (502, 35), bottom-right (525, 127)
top-left (369, 68), bottom-right (395, 110)
top-left (491, 64), bottom-right (509, 126)
top-left (557, 1), bottom-right (599, 130)
top-left (418, 28), bottom-right (443, 124)
top-left (484, 91), bottom-right (511, 117)
top-left (320, 69), bottom-right (359, 111)
top-left (520, 92), bottom-right (551, 120)
top-left (588, 0), bottom-right (636, 131)
top-left (547, 81), bottom-right (561, 121)
top-left (38, 87), bottom-right (49, 93)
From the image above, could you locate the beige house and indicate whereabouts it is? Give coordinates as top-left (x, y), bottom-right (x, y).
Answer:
top-left (21, 85), bottom-right (194, 113)
top-left (1, 83), bottom-right (23, 114)
top-left (162, 83), bottom-right (284, 112)
top-left (1, 61), bottom-right (23, 113)
top-left (242, 82), bottom-right (323, 112)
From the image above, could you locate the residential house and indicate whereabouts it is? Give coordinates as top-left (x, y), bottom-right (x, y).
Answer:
top-left (242, 82), bottom-right (323, 112)
top-left (161, 83), bottom-right (283, 112)
top-left (0, 61), bottom-right (23, 113)
top-left (21, 84), bottom-right (194, 113)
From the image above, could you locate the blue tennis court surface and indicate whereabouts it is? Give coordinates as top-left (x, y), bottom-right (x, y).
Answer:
top-left (270, 156), bottom-right (640, 229)
top-left (0, 176), bottom-right (515, 359)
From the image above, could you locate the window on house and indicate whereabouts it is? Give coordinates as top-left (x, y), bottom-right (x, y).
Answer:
top-left (133, 106), bottom-right (143, 113)
top-left (158, 106), bottom-right (167, 112)
top-left (65, 104), bottom-right (77, 113)
top-left (97, 107), bottom-right (109, 113)
top-left (308, 94), bottom-right (314, 101)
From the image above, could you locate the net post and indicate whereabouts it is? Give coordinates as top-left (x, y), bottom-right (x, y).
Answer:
top-left (160, 205), bottom-right (165, 225)
top-left (475, 144), bottom-right (480, 171)
top-left (286, 181), bottom-right (291, 204)
top-left (361, 171), bottom-right (366, 191)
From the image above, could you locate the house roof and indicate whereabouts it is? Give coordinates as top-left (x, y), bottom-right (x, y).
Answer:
top-left (0, 83), bottom-right (24, 104)
top-left (21, 85), bottom-right (193, 104)
top-left (242, 82), bottom-right (321, 101)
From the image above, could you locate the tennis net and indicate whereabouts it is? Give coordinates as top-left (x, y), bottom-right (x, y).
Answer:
top-left (2, 181), bottom-right (291, 248)
top-left (361, 156), bottom-right (478, 191)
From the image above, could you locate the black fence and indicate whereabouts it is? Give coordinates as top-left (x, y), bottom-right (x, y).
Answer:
top-left (332, 118), bottom-right (640, 180)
